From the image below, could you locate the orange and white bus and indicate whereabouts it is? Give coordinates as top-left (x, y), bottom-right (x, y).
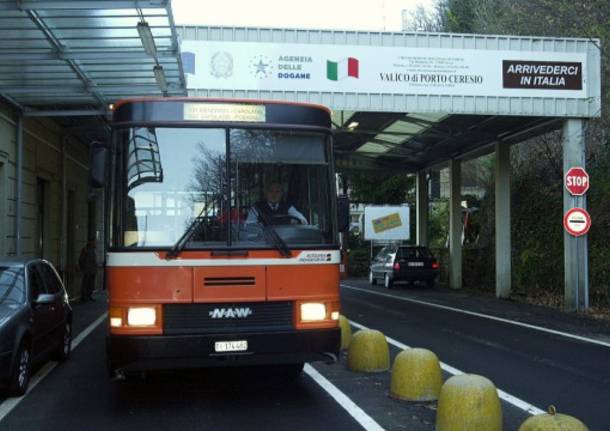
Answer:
top-left (91, 98), bottom-right (347, 378)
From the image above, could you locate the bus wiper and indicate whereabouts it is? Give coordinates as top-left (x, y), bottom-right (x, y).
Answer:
top-left (252, 206), bottom-right (292, 258)
top-left (166, 205), bottom-right (207, 260)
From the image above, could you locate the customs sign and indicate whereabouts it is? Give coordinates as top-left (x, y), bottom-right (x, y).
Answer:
top-left (182, 41), bottom-right (587, 99)
top-left (563, 208), bottom-right (591, 237)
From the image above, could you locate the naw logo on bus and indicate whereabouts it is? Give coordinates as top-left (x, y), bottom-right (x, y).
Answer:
top-left (209, 307), bottom-right (253, 319)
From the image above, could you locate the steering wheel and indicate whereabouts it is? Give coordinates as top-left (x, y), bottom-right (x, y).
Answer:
top-left (271, 214), bottom-right (304, 225)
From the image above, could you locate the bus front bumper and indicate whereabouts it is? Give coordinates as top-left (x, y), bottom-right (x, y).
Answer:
top-left (106, 328), bottom-right (340, 375)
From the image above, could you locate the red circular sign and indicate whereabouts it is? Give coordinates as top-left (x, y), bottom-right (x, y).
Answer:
top-left (565, 167), bottom-right (589, 196)
top-left (563, 207), bottom-right (591, 237)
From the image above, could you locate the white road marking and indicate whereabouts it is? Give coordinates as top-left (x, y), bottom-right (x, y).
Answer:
top-left (349, 319), bottom-right (545, 416)
top-left (342, 283), bottom-right (610, 349)
top-left (304, 364), bottom-right (385, 431)
top-left (0, 313), bottom-right (107, 423)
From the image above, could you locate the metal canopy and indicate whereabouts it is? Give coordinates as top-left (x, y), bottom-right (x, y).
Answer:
top-left (0, 0), bottom-right (186, 114)
top-left (332, 111), bottom-right (561, 172)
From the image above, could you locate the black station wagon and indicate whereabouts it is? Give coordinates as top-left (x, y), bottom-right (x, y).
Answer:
top-left (369, 245), bottom-right (439, 289)
top-left (0, 257), bottom-right (72, 396)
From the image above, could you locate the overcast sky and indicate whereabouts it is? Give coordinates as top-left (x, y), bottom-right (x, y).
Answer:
top-left (172, 0), bottom-right (435, 32)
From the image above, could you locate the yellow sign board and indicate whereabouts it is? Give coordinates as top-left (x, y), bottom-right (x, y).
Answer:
top-left (183, 103), bottom-right (266, 122)
top-left (372, 212), bottom-right (402, 233)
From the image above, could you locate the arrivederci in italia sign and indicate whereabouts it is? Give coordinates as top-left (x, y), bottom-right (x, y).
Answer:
top-left (181, 41), bottom-right (587, 98)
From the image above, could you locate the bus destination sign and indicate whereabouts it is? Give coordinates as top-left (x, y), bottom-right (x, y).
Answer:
top-left (184, 103), bottom-right (266, 122)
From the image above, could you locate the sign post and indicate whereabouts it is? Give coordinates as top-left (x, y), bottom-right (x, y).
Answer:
top-left (563, 159), bottom-right (590, 311)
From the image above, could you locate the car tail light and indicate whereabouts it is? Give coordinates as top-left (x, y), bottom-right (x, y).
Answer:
top-left (432, 261), bottom-right (440, 269)
top-left (393, 262), bottom-right (401, 270)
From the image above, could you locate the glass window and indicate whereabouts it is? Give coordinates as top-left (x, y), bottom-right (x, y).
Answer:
top-left (397, 247), bottom-right (432, 259)
top-left (230, 130), bottom-right (333, 247)
top-left (0, 266), bottom-right (26, 304)
top-left (28, 265), bottom-right (45, 300)
top-left (118, 128), bottom-right (227, 247)
top-left (39, 263), bottom-right (62, 294)
top-left (112, 127), bottom-right (335, 250)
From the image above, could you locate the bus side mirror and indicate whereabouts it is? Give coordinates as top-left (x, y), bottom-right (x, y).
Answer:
top-left (337, 195), bottom-right (350, 233)
top-left (89, 141), bottom-right (108, 188)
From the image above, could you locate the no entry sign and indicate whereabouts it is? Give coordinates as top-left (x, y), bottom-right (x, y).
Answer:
top-left (563, 207), bottom-right (591, 237)
top-left (565, 167), bottom-right (589, 196)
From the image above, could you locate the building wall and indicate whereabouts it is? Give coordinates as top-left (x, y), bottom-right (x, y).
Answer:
top-left (0, 102), bottom-right (93, 298)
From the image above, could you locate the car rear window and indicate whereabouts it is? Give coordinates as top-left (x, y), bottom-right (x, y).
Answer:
top-left (0, 266), bottom-right (26, 304)
top-left (397, 248), bottom-right (432, 259)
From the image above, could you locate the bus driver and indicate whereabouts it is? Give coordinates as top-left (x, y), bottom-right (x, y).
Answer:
top-left (245, 182), bottom-right (308, 225)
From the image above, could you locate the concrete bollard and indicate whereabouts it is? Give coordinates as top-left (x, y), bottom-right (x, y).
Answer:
top-left (390, 348), bottom-right (442, 401)
top-left (518, 406), bottom-right (589, 431)
top-left (436, 374), bottom-right (502, 431)
top-left (339, 315), bottom-right (352, 350)
top-left (346, 329), bottom-right (390, 372)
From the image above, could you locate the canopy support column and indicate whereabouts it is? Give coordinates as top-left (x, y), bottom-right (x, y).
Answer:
top-left (563, 119), bottom-right (589, 312)
top-left (495, 142), bottom-right (511, 298)
top-left (449, 160), bottom-right (462, 290)
top-left (15, 114), bottom-right (23, 256)
top-left (416, 171), bottom-right (428, 246)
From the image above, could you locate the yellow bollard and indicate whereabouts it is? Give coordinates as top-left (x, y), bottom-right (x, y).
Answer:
top-left (346, 329), bottom-right (390, 372)
top-left (518, 405), bottom-right (589, 431)
top-left (338, 315), bottom-right (352, 350)
top-left (436, 374), bottom-right (502, 431)
top-left (390, 348), bottom-right (442, 401)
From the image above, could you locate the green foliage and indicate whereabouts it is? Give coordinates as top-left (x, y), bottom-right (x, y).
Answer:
top-left (422, 0), bottom-right (610, 307)
top-left (347, 172), bottom-right (414, 205)
top-left (428, 201), bottom-right (449, 248)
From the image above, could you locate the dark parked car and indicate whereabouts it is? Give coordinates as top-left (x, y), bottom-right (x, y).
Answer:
top-left (369, 245), bottom-right (439, 289)
top-left (0, 257), bottom-right (72, 396)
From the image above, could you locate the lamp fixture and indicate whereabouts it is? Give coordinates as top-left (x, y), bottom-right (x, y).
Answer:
top-left (137, 21), bottom-right (157, 56)
top-left (347, 121), bottom-right (359, 130)
top-left (153, 65), bottom-right (168, 92)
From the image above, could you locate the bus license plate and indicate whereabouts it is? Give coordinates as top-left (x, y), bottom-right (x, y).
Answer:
top-left (408, 262), bottom-right (424, 267)
top-left (214, 340), bottom-right (248, 353)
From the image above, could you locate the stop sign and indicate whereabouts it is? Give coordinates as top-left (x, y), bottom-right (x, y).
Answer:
top-left (565, 167), bottom-right (589, 196)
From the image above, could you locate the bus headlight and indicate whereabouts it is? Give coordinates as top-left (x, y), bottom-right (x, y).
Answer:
top-left (127, 307), bottom-right (157, 326)
top-left (300, 303), bottom-right (327, 322)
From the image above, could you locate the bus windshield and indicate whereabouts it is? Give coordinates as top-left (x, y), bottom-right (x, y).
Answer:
top-left (112, 127), bottom-right (335, 249)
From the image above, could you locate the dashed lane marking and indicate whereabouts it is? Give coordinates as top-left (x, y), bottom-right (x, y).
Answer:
top-left (349, 319), bottom-right (545, 416)
top-left (304, 364), bottom-right (385, 431)
top-left (0, 313), bottom-right (108, 423)
top-left (342, 284), bottom-right (610, 349)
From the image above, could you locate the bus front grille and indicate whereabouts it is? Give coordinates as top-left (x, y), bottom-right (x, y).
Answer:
top-left (163, 301), bottom-right (293, 334)
top-left (204, 277), bottom-right (256, 286)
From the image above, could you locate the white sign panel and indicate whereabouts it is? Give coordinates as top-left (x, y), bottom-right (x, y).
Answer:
top-left (182, 41), bottom-right (587, 99)
top-left (364, 206), bottom-right (410, 241)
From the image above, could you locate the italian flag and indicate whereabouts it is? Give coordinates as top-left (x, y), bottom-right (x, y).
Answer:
top-left (327, 57), bottom-right (359, 80)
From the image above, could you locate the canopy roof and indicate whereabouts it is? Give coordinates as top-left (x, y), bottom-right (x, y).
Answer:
top-left (331, 110), bottom-right (560, 171)
top-left (0, 0), bottom-right (186, 115)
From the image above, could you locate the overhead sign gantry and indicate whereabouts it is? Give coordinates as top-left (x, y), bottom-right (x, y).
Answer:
top-left (178, 25), bottom-right (601, 311)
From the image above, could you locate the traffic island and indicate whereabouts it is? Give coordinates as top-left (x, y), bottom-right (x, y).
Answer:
top-left (346, 329), bottom-right (390, 372)
top-left (390, 348), bottom-right (442, 401)
top-left (339, 315), bottom-right (352, 350)
top-left (436, 374), bottom-right (502, 431)
top-left (518, 406), bottom-right (589, 431)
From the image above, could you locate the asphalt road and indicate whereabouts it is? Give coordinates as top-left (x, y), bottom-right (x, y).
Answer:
top-left (341, 279), bottom-right (610, 430)
top-left (1, 281), bottom-right (608, 430)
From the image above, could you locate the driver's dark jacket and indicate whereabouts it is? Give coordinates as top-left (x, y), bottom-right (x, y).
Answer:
top-left (254, 201), bottom-right (291, 224)
top-left (246, 201), bottom-right (307, 225)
